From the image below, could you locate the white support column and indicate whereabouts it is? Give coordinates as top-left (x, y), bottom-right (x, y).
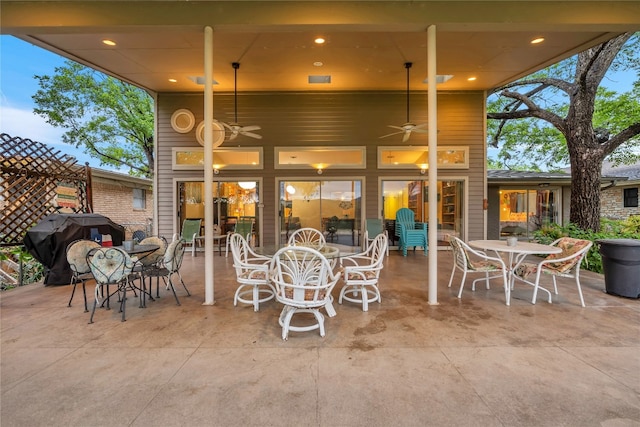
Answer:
top-left (203, 26), bottom-right (215, 305)
top-left (427, 25), bottom-right (439, 305)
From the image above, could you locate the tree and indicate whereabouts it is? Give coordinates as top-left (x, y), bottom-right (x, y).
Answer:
top-left (33, 61), bottom-right (154, 177)
top-left (487, 32), bottom-right (640, 232)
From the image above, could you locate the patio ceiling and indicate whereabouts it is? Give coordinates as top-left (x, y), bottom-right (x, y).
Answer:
top-left (2, 1), bottom-right (639, 94)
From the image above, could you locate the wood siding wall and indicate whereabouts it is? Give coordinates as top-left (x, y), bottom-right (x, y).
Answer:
top-left (156, 91), bottom-right (486, 245)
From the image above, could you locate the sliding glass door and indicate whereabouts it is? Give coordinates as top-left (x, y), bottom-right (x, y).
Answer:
top-left (279, 180), bottom-right (362, 246)
top-left (381, 179), bottom-right (465, 247)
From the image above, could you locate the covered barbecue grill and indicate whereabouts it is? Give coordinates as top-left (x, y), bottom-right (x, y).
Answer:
top-left (23, 214), bottom-right (125, 285)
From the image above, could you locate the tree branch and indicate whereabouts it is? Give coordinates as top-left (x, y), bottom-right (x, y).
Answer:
top-left (601, 123), bottom-right (640, 157)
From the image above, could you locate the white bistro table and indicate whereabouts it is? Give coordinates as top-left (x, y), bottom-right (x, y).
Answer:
top-left (468, 240), bottom-right (561, 305)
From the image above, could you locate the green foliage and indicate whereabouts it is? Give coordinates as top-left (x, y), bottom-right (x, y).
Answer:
top-left (32, 60), bottom-right (154, 177)
top-left (532, 219), bottom-right (640, 274)
top-left (0, 246), bottom-right (45, 290)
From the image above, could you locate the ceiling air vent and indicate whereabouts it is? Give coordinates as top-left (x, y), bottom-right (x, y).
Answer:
top-left (308, 75), bottom-right (331, 84)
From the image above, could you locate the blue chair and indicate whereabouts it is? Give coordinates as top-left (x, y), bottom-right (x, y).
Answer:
top-left (395, 208), bottom-right (427, 256)
top-left (364, 218), bottom-right (389, 256)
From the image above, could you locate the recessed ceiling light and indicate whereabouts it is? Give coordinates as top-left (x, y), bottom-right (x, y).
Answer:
top-left (467, 76), bottom-right (477, 81)
top-left (314, 37), bottom-right (325, 44)
top-left (168, 78), bottom-right (177, 83)
top-left (313, 61), bottom-right (324, 67)
top-left (102, 39), bottom-right (116, 46)
top-left (531, 37), bottom-right (545, 44)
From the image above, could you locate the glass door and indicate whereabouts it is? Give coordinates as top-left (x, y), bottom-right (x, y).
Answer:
top-left (498, 187), bottom-right (559, 240)
top-left (382, 179), bottom-right (465, 248)
top-left (177, 180), bottom-right (260, 244)
top-left (279, 180), bottom-right (362, 246)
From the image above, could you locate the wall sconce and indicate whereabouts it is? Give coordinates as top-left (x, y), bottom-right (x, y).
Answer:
top-left (419, 163), bottom-right (428, 175)
top-left (420, 168), bottom-right (426, 175)
top-left (214, 168), bottom-right (220, 175)
top-left (317, 168), bottom-right (323, 175)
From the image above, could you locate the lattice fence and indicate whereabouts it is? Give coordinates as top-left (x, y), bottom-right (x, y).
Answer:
top-left (1, 133), bottom-right (90, 246)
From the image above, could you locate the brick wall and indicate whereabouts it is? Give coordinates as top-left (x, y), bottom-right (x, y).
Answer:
top-left (601, 185), bottom-right (640, 219)
top-left (92, 180), bottom-right (153, 238)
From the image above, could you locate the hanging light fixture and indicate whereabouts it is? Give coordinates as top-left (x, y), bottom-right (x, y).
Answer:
top-left (238, 181), bottom-right (256, 190)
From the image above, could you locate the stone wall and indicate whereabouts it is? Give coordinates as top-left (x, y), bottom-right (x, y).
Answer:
top-left (601, 185), bottom-right (640, 219)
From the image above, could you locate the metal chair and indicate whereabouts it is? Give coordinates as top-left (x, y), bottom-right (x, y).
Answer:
top-left (339, 233), bottom-right (388, 312)
top-left (270, 245), bottom-right (341, 340)
top-left (228, 232), bottom-right (276, 311)
top-left (514, 237), bottom-right (593, 307)
top-left (287, 227), bottom-right (326, 248)
top-left (66, 239), bottom-right (100, 312)
top-left (448, 236), bottom-right (509, 304)
top-left (135, 235), bottom-right (167, 300)
top-left (86, 247), bottom-right (137, 323)
top-left (143, 238), bottom-right (191, 305)
top-left (395, 208), bottom-right (427, 256)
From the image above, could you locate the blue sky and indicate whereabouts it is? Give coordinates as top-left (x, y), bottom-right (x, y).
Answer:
top-left (1, 35), bottom-right (636, 171)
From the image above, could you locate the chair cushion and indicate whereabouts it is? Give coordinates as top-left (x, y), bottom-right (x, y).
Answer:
top-left (346, 270), bottom-right (378, 280)
top-left (239, 270), bottom-right (267, 280)
top-left (284, 286), bottom-right (326, 301)
top-left (468, 260), bottom-right (502, 272)
top-left (543, 238), bottom-right (590, 273)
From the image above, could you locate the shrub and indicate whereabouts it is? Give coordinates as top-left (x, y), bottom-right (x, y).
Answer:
top-left (0, 246), bottom-right (45, 290)
top-left (532, 219), bottom-right (640, 274)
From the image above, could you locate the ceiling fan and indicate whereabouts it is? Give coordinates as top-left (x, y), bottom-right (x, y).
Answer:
top-left (223, 62), bottom-right (262, 140)
top-left (380, 62), bottom-right (428, 143)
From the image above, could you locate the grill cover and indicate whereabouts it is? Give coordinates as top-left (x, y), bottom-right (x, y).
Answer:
top-left (23, 214), bottom-right (125, 285)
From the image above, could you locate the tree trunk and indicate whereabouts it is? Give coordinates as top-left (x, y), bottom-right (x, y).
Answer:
top-left (567, 136), bottom-right (604, 231)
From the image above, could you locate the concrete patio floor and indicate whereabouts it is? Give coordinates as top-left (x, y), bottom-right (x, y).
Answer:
top-left (1, 248), bottom-right (639, 427)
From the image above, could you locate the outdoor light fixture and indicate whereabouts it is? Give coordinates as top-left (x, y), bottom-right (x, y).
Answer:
top-left (317, 168), bottom-right (323, 175)
top-left (286, 185), bottom-right (296, 195)
top-left (213, 168), bottom-right (220, 175)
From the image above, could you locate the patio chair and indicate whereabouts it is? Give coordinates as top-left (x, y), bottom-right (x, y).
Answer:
top-left (514, 237), bottom-right (593, 307)
top-left (135, 235), bottom-right (167, 299)
top-left (143, 238), bottom-right (191, 306)
top-left (395, 208), bottom-right (427, 256)
top-left (448, 236), bottom-right (509, 304)
top-left (288, 227), bottom-right (326, 248)
top-left (363, 218), bottom-right (389, 256)
top-left (180, 218), bottom-right (202, 256)
top-left (339, 233), bottom-right (388, 312)
top-left (234, 219), bottom-right (254, 246)
top-left (66, 239), bottom-right (100, 312)
top-left (86, 247), bottom-right (138, 323)
top-left (228, 232), bottom-right (275, 311)
top-left (270, 246), bottom-right (341, 340)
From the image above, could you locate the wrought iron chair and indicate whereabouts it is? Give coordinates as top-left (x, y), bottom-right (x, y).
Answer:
top-left (339, 233), bottom-right (388, 312)
top-left (363, 218), bottom-right (389, 256)
top-left (270, 245), bottom-right (341, 340)
top-left (135, 235), bottom-right (167, 300)
top-left (66, 239), bottom-right (100, 312)
top-left (143, 238), bottom-right (191, 305)
top-left (86, 247), bottom-right (137, 323)
top-left (288, 227), bottom-right (326, 248)
top-left (228, 232), bottom-right (275, 311)
top-left (514, 237), bottom-right (593, 307)
top-left (395, 208), bottom-right (427, 256)
top-left (448, 236), bottom-right (509, 304)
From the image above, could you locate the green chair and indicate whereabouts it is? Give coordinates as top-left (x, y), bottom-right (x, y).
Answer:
top-left (181, 218), bottom-right (202, 256)
top-left (234, 219), bottom-right (254, 246)
top-left (395, 208), bottom-right (427, 256)
top-left (364, 218), bottom-right (389, 256)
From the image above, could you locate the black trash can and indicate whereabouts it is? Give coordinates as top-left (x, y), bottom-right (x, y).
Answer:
top-left (597, 238), bottom-right (640, 298)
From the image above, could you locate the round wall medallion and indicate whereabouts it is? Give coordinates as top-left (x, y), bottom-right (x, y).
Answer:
top-left (170, 109), bottom-right (195, 133)
top-left (196, 120), bottom-right (225, 148)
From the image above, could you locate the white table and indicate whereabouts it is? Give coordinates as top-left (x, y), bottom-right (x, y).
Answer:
top-left (468, 240), bottom-right (561, 305)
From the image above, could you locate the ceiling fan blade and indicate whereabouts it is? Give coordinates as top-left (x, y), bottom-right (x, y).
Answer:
top-left (241, 131), bottom-right (263, 140)
top-left (241, 125), bottom-right (261, 132)
top-left (402, 131), bottom-right (411, 143)
top-left (228, 131), bottom-right (239, 140)
top-left (222, 122), bottom-right (233, 130)
top-left (412, 123), bottom-right (428, 130)
top-left (387, 125), bottom-right (405, 131)
top-left (379, 130), bottom-right (404, 139)
top-left (412, 128), bottom-right (429, 134)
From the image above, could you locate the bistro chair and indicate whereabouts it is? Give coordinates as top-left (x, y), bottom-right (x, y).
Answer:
top-left (339, 233), bottom-right (388, 312)
top-left (395, 208), bottom-right (427, 256)
top-left (134, 235), bottom-right (167, 300)
top-left (448, 237), bottom-right (509, 304)
top-left (144, 238), bottom-right (191, 306)
top-left (66, 239), bottom-right (100, 312)
top-left (86, 246), bottom-right (138, 323)
top-left (270, 245), bottom-right (341, 340)
top-left (288, 227), bottom-right (326, 248)
top-left (228, 232), bottom-right (275, 312)
top-left (514, 237), bottom-right (593, 307)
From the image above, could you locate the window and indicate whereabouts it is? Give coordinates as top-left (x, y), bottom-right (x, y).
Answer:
top-left (133, 188), bottom-right (146, 209)
top-left (624, 188), bottom-right (638, 207)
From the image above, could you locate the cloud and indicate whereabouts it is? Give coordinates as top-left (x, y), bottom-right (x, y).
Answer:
top-left (0, 105), bottom-right (66, 147)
